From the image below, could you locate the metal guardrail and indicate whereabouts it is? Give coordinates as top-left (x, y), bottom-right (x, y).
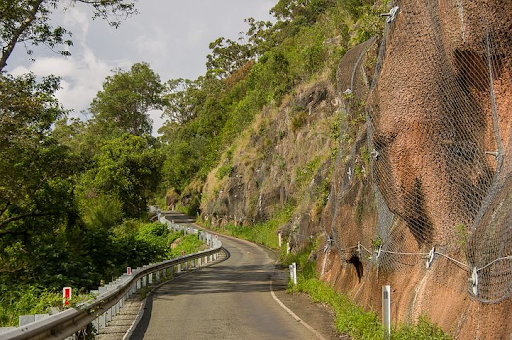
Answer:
top-left (0, 210), bottom-right (222, 340)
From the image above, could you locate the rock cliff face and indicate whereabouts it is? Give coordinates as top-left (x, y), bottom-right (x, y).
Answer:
top-left (199, 0), bottom-right (511, 337)
top-left (201, 76), bottom-right (337, 236)
top-left (321, 0), bottom-right (512, 338)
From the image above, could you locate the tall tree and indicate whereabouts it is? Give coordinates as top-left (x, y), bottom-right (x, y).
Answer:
top-left (78, 133), bottom-right (163, 218)
top-left (0, 0), bottom-right (136, 71)
top-left (0, 73), bottom-right (76, 235)
top-left (90, 62), bottom-right (166, 136)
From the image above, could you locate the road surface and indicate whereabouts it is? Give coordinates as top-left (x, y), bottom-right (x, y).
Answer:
top-left (130, 232), bottom-right (319, 339)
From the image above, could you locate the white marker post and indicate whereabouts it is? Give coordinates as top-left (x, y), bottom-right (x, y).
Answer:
top-left (289, 263), bottom-right (297, 286)
top-left (292, 263), bottom-right (297, 285)
top-left (63, 287), bottom-right (72, 307)
top-left (382, 285), bottom-right (391, 340)
top-left (278, 231), bottom-right (282, 248)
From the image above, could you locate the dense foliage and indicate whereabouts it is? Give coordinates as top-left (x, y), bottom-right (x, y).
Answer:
top-left (0, 0), bottom-right (389, 327)
top-left (0, 3), bottom-right (166, 325)
top-left (0, 64), bottom-right (170, 324)
top-left (159, 0), bottom-right (387, 213)
top-left (0, 221), bottom-right (204, 326)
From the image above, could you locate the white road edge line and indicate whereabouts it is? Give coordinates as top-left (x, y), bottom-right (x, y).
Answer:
top-left (269, 280), bottom-right (328, 340)
top-left (195, 229), bottom-right (327, 339)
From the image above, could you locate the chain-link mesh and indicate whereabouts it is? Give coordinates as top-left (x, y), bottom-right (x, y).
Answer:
top-left (325, 0), bottom-right (511, 304)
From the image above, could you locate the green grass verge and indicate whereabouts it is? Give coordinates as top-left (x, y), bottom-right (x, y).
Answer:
top-left (203, 205), bottom-right (295, 249)
top-left (283, 248), bottom-right (452, 340)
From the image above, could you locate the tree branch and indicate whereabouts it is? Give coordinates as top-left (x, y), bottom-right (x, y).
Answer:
top-left (0, 0), bottom-right (43, 71)
top-left (0, 211), bottom-right (55, 229)
top-left (0, 202), bottom-right (10, 217)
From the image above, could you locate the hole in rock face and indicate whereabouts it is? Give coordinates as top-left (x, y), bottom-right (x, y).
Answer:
top-left (347, 255), bottom-right (364, 282)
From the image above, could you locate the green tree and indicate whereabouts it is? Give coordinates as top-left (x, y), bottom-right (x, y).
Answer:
top-left (78, 134), bottom-right (163, 218)
top-left (90, 62), bottom-right (167, 136)
top-left (0, 0), bottom-right (136, 71)
top-left (164, 78), bottom-right (203, 124)
top-left (206, 37), bottom-right (252, 79)
top-left (0, 73), bottom-right (84, 290)
top-left (0, 73), bottom-right (76, 234)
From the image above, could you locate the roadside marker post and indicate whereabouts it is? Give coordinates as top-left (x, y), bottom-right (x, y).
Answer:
top-left (127, 267), bottom-right (132, 275)
top-left (63, 287), bottom-right (72, 307)
top-left (289, 263), bottom-right (297, 285)
top-left (382, 285), bottom-right (391, 340)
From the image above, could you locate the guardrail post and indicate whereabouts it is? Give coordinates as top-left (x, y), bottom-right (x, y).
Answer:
top-left (92, 318), bottom-right (99, 333)
top-left (105, 308), bottom-right (111, 324)
top-left (198, 258), bottom-right (202, 267)
top-left (177, 264), bottom-right (181, 273)
top-left (99, 313), bottom-right (106, 330)
top-left (148, 273), bottom-right (153, 285)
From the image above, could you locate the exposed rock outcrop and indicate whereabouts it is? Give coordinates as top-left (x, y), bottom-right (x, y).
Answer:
top-left (320, 1), bottom-right (512, 338)
top-left (197, 1), bottom-right (511, 337)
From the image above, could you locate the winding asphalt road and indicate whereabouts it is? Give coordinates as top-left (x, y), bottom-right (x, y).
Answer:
top-left (130, 231), bottom-right (317, 339)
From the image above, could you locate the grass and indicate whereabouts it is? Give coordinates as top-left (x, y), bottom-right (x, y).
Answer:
top-left (282, 246), bottom-right (452, 340)
top-left (202, 205), bottom-right (295, 250)
top-left (169, 233), bottom-right (206, 258)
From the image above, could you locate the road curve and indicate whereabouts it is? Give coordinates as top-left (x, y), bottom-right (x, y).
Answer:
top-left (130, 232), bottom-right (317, 340)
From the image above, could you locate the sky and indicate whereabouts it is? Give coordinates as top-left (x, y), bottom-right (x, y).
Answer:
top-left (6, 0), bottom-right (277, 135)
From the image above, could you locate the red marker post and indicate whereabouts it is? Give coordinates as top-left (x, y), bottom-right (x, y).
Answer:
top-left (63, 287), bottom-right (72, 307)
top-left (127, 267), bottom-right (132, 275)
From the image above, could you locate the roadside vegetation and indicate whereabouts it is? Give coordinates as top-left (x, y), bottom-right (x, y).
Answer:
top-left (159, 0), bottom-right (390, 214)
top-left (1, 0), bottom-right (447, 336)
top-left (0, 223), bottom-right (204, 326)
top-left (282, 246), bottom-right (452, 340)
top-left (200, 205), bottom-right (295, 249)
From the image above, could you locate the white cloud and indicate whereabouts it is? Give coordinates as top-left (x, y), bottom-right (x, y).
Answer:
top-left (135, 27), bottom-right (169, 57)
top-left (148, 109), bottom-right (165, 136)
top-left (11, 47), bottom-right (130, 118)
top-left (6, 0), bottom-right (279, 136)
top-left (62, 6), bottom-right (90, 42)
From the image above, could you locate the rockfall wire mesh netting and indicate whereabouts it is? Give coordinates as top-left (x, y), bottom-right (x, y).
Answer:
top-left (325, 0), bottom-right (511, 304)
